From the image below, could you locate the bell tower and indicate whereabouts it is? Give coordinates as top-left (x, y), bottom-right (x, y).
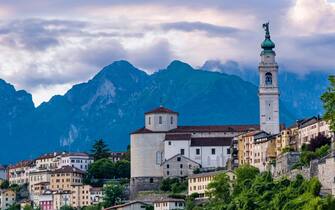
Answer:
top-left (259, 22), bottom-right (280, 134)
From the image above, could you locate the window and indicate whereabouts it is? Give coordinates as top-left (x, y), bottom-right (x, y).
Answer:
top-left (167, 164), bottom-right (169, 169)
top-left (196, 148), bottom-right (200, 155)
top-left (265, 72), bottom-right (272, 85)
top-left (211, 148), bottom-right (216, 155)
top-left (177, 157), bottom-right (181, 161)
top-left (181, 149), bottom-right (185, 155)
top-left (227, 148), bottom-right (230, 154)
top-left (159, 116), bottom-right (162, 124)
top-left (167, 171), bottom-right (169, 175)
top-left (149, 178), bottom-right (153, 183)
top-left (170, 116), bottom-right (173, 124)
top-left (168, 141), bottom-right (171, 145)
top-left (156, 151), bottom-right (161, 164)
top-left (180, 164), bottom-right (183, 168)
top-left (148, 117), bottom-right (151, 125)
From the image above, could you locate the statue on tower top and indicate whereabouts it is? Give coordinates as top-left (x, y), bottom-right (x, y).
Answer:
top-left (261, 22), bottom-right (275, 54)
top-left (262, 22), bottom-right (270, 38)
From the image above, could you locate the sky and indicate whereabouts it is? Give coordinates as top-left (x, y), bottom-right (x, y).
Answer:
top-left (0, 0), bottom-right (334, 105)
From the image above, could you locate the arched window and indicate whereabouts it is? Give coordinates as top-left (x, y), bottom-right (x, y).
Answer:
top-left (265, 72), bottom-right (272, 85)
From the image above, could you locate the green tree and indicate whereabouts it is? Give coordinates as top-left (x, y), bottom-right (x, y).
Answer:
top-left (321, 75), bottom-right (335, 132)
top-left (206, 173), bottom-right (231, 204)
top-left (59, 205), bottom-right (75, 210)
top-left (114, 160), bottom-right (130, 178)
top-left (7, 204), bottom-right (20, 210)
top-left (233, 165), bottom-right (260, 195)
top-left (0, 180), bottom-right (9, 189)
top-left (91, 139), bottom-right (110, 161)
top-left (103, 181), bottom-right (125, 207)
top-left (83, 204), bottom-right (102, 210)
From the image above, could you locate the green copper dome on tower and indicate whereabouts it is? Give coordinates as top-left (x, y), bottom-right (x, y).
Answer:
top-left (261, 22), bottom-right (275, 55)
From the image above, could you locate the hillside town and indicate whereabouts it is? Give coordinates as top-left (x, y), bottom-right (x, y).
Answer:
top-left (1, 24), bottom-right (335, 210)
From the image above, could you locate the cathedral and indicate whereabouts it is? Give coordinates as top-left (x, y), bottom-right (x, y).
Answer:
top-left (130, 23), bottom-right (280, 196)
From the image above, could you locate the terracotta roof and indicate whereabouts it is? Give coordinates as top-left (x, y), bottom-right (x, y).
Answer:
top-left (105, 201), bottom-right (149, 210)
top-left (132, 125), bottom-right (259, 134)
top-left (165, 133), bottom-right (191, 140)
top-left (52, 166), bottom-right (85, 174)
top-left (145, 106), bottom-right (179, 115)
top-left (161, 154), bottom-right (201, 166)
top-left (61, 152), bottom-right (90, 157)
top-left (8, 160), bottom-right (33, 169)
top-left (154, 198), bottom-right (184, 203)
top-left (36, 152), bottom-right (62, 160)
top-left (170, 125), bottom-right (259, 133)
top-left (188, 170), bottom-right (233, 179)
top-left (190, 137), bottom-right (232, 147)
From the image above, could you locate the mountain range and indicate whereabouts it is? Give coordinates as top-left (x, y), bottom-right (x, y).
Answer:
top-left (0, 60), bottom-right (330, 163)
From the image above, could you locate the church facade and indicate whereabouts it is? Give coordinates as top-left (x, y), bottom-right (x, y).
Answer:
top-left (130, 107), bottom-right (258, 196)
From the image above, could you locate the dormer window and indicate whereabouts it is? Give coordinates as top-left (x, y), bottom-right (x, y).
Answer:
top-left (159, 116), bottom-right (162, 124)
top-left (265, 72), bottom-right (272, 85)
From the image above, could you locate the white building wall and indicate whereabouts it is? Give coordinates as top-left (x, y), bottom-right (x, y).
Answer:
top-left (131, 133), bottom-right (165, 178)
top-left (145, 113), bottom-right (178, 132)
top-left (259, 51), bottom-right (280, 135)
top-left (164, 140), bottom-right (190, 160)
top-left (59, 156), bottom-right (93, 171)
top-left (199, 146), bottom-right (229, 168)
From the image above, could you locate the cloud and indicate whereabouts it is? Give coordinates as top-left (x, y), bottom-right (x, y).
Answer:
top-left (0, 19), bottom-right (87, 51)
top-left (129, 39), bottom-right (173, 71)
top-left (161, 21), bottom-right (241, 37)
top-left (0, 0), bottom-right (335, 105)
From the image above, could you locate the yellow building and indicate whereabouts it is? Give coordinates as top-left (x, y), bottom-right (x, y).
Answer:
top-left (53, 190), bottom-right (72, 210)
top-left (188, 170), bottom-right (235, 198)
top-left (0, 189), bottom-right (16, 209)
top-left (71, 185), bottom-right (92, 208)
top-left (238, 131), bottom-right (260, 165)
top-left (50, 166), bottom-right (84, 191)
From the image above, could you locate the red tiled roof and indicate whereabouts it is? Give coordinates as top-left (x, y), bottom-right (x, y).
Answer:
top-left (145, 106), bottom-right (179, 115)
top-left (170, 125), bottom-right (259, 133)
top-left (52, 166), bottom-right (85, 174)
top-left (164, 133), bottom-right (191, 140)
top-left (132, 125), bottom-right (259, 134)
top-left (105, 201), bottom-right (148, 210)
top-left (36, 152), bottom-right (62, 160)
top-left (190, 137), bottom-right (232, 147)
top-left (8, 160), bottom-right (33, 169)
top-left (61, 152), bottom-right (90, 157)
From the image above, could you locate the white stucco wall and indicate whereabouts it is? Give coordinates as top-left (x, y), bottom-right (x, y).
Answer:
top-left (164, 140), bottom-right (190, 160)
top-left (131, 133), bottom-right (165, 178)
top-left (145, 113), bottom-right (178, 132)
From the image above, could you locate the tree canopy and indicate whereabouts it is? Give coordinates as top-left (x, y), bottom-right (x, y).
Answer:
top-left (91, 139), bottom-right (110, 161)
top-left (321, 75), bottom-right (335, 132)
top-left (186, 165), bottom-right (335, 210)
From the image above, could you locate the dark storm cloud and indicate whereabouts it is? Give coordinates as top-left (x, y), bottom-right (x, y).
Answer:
top-left (161, 21), bottom-right (241, 37)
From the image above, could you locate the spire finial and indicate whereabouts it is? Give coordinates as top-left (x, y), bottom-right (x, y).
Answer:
top-left (262, 22), bottom-right (270, 38)
top-left (261, 22), bottom-right (275, 52)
